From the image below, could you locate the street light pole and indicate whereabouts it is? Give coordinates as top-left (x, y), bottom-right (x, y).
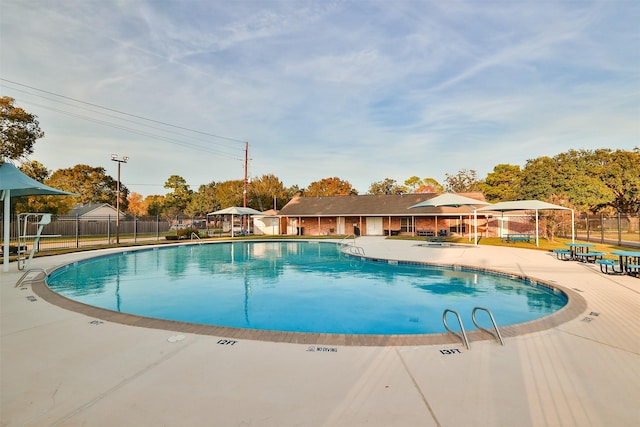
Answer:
top-left (111, 154), bottom-right (129, 244)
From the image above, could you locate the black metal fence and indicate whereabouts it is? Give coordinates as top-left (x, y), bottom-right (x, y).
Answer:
top-left (576, 213), bottom-right (640, 247)
top-left (1, 215), bottom-right (173, 254)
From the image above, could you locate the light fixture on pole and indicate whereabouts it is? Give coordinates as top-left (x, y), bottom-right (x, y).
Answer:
top-left (111, 154), bottom-right (129, 244)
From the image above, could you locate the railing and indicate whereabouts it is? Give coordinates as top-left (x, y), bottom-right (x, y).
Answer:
top-left (442, 309), bottom-right (470, 350)
top-left (337, 234), bottom-right (365, 256)
top-left (472, 307), bottom-right (505, 346)
top-left (443, 307), bottom-right (505, 349)
top-left (338, 234), bottom-right (357, 246)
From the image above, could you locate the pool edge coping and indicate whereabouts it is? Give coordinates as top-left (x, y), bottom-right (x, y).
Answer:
top-left (30, 241), bottom-right (588, 347)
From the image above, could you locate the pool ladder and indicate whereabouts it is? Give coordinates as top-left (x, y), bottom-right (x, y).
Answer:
top-left (338, 234), bottom-right (365, 256)
top-left (442, 307), bottom-right (505, 350)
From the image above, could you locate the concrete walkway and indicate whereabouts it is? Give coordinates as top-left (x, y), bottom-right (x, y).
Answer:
top-left (1, 238), bottom-right (639, 426)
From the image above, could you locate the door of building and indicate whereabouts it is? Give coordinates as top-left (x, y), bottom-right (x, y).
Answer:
top-left (366, 217), bottom-right (384, 235)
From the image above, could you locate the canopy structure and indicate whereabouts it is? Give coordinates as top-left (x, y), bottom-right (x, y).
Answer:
top-left (408, 193), bottom-right (490, 245)
top-left (478, 200), bottom-right (575, 246)
top-left (1, 162), bottom-right (76, 272)
top-left (207, 206), bottom-right (264, 237)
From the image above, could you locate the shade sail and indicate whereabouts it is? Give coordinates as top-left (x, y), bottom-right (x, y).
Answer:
top-left (1, 162), bottom-right (77, 272)
top-left (208, 206), bottom-right (264, 216)
top-left (408, 193), bottom-right (489, 209)
top-left (409, 193), bottom-right (489, 245)
top-left (477, 200), bottom-right (571, 212)
top-left (207, 206), bottom-right (264, 237)
top-left (477, 199), bottom-right (575, 246)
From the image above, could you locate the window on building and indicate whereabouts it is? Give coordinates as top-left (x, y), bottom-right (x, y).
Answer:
top-left (400, 217), bottom-right (413, 232)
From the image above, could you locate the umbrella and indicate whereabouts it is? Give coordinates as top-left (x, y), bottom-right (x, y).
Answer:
top-left (477, 200), bottom-right (575, 247)
top-left (409, 193), bottom-right (490, 245)
top-left (1, 162), bottom-right (76, 272)
top-left (207, 206), bottom-right (263, 237)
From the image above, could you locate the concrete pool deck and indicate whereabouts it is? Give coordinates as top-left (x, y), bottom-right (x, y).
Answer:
top-left (1, 238), bottom-right (639, 426)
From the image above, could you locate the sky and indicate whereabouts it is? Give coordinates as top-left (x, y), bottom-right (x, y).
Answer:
top-left (1, 0), bottom-right (639, 197)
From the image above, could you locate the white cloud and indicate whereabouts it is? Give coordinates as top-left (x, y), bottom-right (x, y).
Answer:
top-left (1, 0), bottom-right (638, 195)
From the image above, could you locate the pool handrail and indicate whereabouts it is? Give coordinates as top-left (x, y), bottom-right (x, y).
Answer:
top-left (472, 307), bottom-right (505, 346)
top-left (443, 308), bottom-right (470, 350)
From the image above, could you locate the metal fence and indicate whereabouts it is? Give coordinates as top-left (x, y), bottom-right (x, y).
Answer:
top-left (1, 215), bottom-right (173, 254)
top-left (576, 213), bottom-right (640, 247)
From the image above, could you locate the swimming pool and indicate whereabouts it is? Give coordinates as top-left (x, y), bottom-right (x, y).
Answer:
top-left (46, 241), bottom-right (568, 336)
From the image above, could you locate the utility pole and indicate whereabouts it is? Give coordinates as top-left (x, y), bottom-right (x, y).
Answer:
top-left (111, 154), bottom-right (128, 244)
top-left (243, 142), bottom-right (249, 231)
top-left (243, 141), bottom-right (248, 208)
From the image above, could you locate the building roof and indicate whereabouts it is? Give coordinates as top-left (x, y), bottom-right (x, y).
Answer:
top-left (66, 203), bottom-right (118, 217)
top-left (278, 193), bottom-right (487, 217)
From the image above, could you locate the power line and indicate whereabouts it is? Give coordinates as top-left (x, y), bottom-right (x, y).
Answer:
top-left (0, 78), bottom-right (247, 144)
top-left (5, 85), bottom-right (244, 153)
top-left (20, 99), bottom-right (244, 160)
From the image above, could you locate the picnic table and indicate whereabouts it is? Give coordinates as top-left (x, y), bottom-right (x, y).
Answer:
top-left (565, 243), bottom-right (595, 259)
top-left (611, 251), bottom-right (640, 277)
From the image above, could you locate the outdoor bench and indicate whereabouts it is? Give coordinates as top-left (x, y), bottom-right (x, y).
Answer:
top-left (384, 229), bottom-right (401, 236)
top-left (596, 259), bottom-right (623, 275)
top-left (417, 230), bottom-right (435, 237)
top-left (503, 234), bottom-right (532, 243)
top-left (627, 264), bottom-right (640, 277)
top-left (574, 251), bottom-right (606, 263)
top-left (553, 249), bottom-right (572, 260)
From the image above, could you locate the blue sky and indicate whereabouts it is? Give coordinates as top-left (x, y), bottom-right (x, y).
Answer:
top-left (1, 0), bottom-right (638, 196)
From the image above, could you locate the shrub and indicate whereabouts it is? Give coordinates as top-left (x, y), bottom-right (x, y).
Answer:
top-left (177, 227), bottom-right (201, 238)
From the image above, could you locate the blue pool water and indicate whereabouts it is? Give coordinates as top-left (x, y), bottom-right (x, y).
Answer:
top-left (47, 241), bottom-right (567, 335)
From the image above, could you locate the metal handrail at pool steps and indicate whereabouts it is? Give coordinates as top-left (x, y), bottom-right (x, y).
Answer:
top-left (443, 307), bottom-right (504, 350)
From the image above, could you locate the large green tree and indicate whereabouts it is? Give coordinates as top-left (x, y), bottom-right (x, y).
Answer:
top-left (14, 161), bottom-right (75, 214)
top-left (598, 148), bottom-right (640, 232)
top-left (249, 174), bottom-right (289, 211)
top-left (47, 164), bottom-right (125, 209)
top-left (214, 180), bottom-right (245, 209)
top-left (481, 164), bottom-right (521, 202)
top-left (305, 177), bottom-right (358, 196)
top-left (186, 182), bottom-right (219, 217)
top-left (163, 175), bottom-right (192, 218)
top-left (0, 96), bottom-right (44, 162)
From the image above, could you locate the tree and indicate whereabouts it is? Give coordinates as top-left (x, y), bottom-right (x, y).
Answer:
top-left (539, 194), bottom-right (575, 242)
top-left (305, 177), bottom-right (358, 196)
top-left (416, 178), bottom-right (444, 193)
top-left (518, 157), bottom-right (558, 201)
top-left (144, 195), bottom-right (165, 217)
top-left (249, 174), bottom-right (289, 210)
top-left (598, 148), bottom-right (640, 232)
top-left (47, 164), bottom-right (125, 209)
top-left (1, 96), bottom-right (44, 162)
top-left (402, 176), bottom-right (442, 193)
top-left (186, 182), bottom-right (219, 217)
top-left (14, 161), bottom-right (75, 215)
top-left (163, 175), bottom-right (192, 218)
top-left (215, 180), bottom-right (244, 209)
top-left (444, 169), bottom-right (481, 192)
top-left (126, 192), bottom-right (147, 216)
top-left (368, 178), bottom-right (404, 195)
top-left (481, 164), bottom-right (521, 202)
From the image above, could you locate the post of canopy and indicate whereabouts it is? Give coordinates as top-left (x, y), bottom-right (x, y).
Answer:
top-left (3, 190), bottom-right (10, 272)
